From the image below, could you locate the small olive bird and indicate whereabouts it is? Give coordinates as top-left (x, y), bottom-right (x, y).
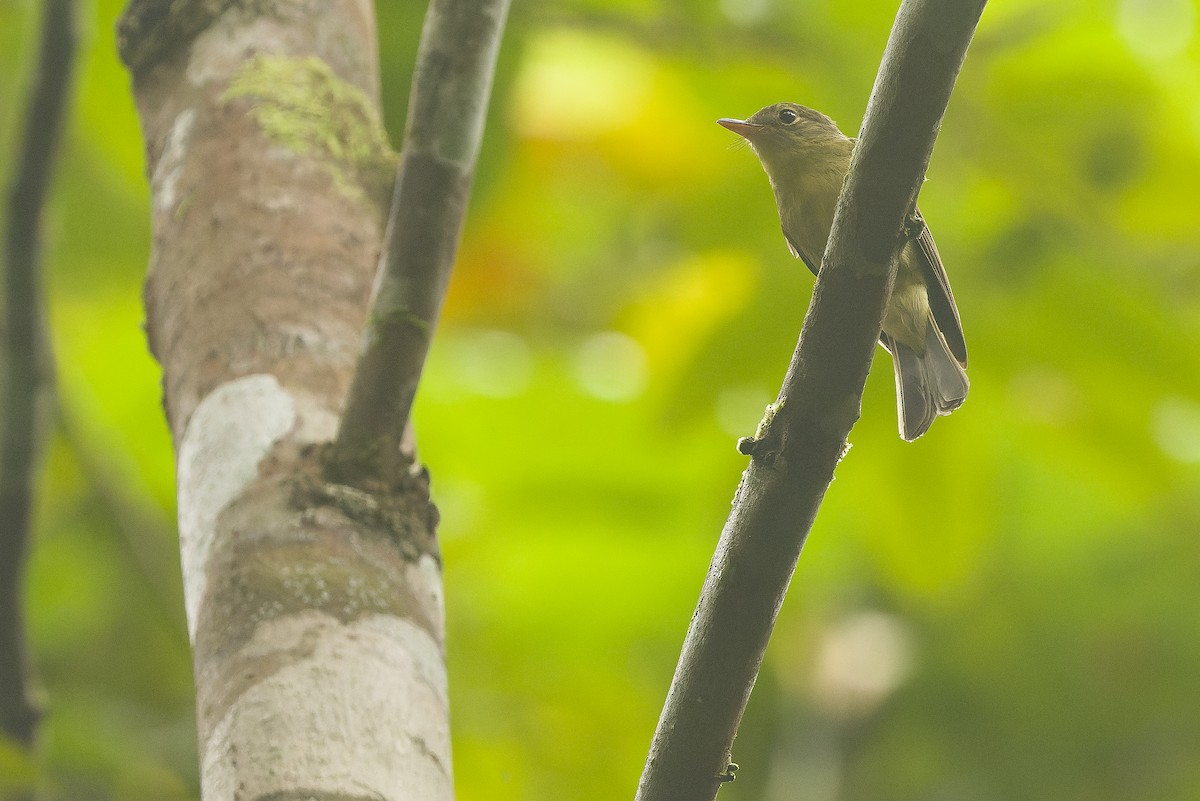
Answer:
top-left (718, 102), bottom-right (968, 441)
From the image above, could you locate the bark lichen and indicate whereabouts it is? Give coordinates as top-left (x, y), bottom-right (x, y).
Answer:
top-left (222, 54), bottom-right (397, 206)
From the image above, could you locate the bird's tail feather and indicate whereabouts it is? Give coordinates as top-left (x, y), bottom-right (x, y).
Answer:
top-left (888, 322), bottom-right (969, 441)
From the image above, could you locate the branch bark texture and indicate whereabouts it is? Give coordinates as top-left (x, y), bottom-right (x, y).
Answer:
top-left (635, 2), bottom-right (986, 799)
top-left (332, 0), bottom-right (511, 477)
top-left (119, 1), bottom-right (451, 797)
top-left (1, 0), bottom-right (76, 751)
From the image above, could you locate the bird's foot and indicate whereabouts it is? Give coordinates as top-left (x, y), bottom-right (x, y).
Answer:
top-left (903, 211), bottom-right (926, 241)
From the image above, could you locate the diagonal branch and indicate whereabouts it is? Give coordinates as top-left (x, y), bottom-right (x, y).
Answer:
top-left (1, 0), bottom-right (77, 749)
top-left (330, 0), bottom-right (511, 481)
top-left (635, 1), bottom-right (987, 799)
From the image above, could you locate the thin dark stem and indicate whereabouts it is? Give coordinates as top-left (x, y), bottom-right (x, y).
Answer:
top-left (635, 1), bottom-right (986, 799)
top-left (331, 0), bottom-right (510, 482)
top-left (0, 0), bottom-right (77, 749)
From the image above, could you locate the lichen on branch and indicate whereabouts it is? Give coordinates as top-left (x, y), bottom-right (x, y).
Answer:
top-left (222, 54), bottom-right (398, 205)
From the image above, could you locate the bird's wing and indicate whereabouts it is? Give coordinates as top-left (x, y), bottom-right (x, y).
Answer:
top-left (782, 227), bottom-right (820, 277)
top-left (782, 200), bottom-right (966, 367)
top-left (911, 208), bottom-right (967, 367)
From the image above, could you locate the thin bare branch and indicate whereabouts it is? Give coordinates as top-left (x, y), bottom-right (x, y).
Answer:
top-left (1, 0), bottom-right (77, 749)
top-left (331, 0), bottom-right (511, 481)
top-left (635, 1), bottom-right (987, 799)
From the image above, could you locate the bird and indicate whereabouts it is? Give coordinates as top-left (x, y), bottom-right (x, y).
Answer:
top-left (718, 102), bottom-right (968, 441)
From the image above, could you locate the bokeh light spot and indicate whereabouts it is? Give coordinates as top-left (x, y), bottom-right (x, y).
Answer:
top-left (1118, 0), bottom-right (1196, 61)
top-left (811, 611), bottom-right (915, 720)
top-left (719, 0), bottom-right (772, 27)
top-left (512, 31), bottom-right (655, 140)
top-left (1152, 396), bottom-right (1200, 462)
top-left (455, 329), bottom-right (534, 398)
top-left (573, 332), bottom-right (647, 402)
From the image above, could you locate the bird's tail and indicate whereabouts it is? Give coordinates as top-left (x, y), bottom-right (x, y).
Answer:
top-left (886, 322), bottom-right (969, 441)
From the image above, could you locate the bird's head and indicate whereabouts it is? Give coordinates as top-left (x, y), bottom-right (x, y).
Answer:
top-left (718, 102), bottom-right (849, 177)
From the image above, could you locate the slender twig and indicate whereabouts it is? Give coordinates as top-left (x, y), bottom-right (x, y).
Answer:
top-left (0, 0), bottom-right (77, 748)
top-left (330, 0), bottom-right (511, 481)
top-left (635, 2), bottom-right (986, 799)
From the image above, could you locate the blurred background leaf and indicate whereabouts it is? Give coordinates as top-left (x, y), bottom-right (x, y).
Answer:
top-left (5, 0), bottom-right (1200, 798)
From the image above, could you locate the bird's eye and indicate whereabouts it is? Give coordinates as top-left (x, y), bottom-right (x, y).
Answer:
top-left (778, 108), bottom-right (798, 124)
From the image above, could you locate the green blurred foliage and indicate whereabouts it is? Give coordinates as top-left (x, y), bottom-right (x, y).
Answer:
top-left (4, 0), bottom-right (1200, 798)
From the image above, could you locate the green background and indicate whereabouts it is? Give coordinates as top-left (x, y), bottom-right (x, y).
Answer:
top-left (4, 0), bottom-right (1200, 798)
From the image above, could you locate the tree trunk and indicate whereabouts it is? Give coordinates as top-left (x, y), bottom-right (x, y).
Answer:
top-left (118, 2), bottom-right (450, 797)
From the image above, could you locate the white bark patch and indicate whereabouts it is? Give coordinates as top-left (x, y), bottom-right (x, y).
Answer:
top-left (202, 612), bottom-right (452, 801)
top-left (293, 395), bottom-right (340, 443)
top-left (152, 108), bottom-right (196, 214)
top-left (411, 553), bottom-right (446, 636)
top-left (177, 374), bottom-right (296, 640)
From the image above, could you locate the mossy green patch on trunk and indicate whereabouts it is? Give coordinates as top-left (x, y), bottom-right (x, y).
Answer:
top-left (222, 54), bottom-right (397, 206)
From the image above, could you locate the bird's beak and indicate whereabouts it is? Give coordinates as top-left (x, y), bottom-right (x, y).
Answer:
top-left (717, 118), bottom-right (762, 138)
